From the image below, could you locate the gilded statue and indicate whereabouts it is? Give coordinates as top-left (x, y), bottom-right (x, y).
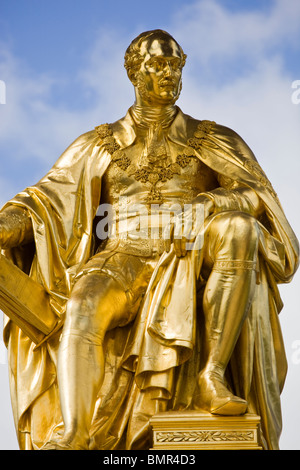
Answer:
top-left (1, 30), bottom-right (298, 450)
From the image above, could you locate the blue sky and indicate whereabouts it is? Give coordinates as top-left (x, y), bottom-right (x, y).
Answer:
top-left (1, 0), bottom-right (277, 76)
top-left (1, 0), bottom-right (299, 193)
top-left (0, 0), bottom-right (300, 450)
top-left (2, 0), bottom-right (298, 109)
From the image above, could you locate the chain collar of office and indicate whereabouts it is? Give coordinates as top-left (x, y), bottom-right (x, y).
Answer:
top-left (95, 110), bottom-right (215, 203)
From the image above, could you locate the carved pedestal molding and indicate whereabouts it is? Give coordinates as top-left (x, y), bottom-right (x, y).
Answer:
top-left (150, 411), bottom-right (263, 450)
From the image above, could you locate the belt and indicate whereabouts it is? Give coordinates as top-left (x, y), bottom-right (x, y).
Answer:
top-left (100, 237), bottom-right (166, 257)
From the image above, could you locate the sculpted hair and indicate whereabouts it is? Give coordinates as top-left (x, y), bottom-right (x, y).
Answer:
top-left (124, 29), bottom-right (187, 81)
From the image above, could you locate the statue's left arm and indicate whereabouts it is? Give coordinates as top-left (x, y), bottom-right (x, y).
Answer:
top-left (199, 174), bottom-right (264, 218)
top-left (190, 121), bottom-right (299, 282)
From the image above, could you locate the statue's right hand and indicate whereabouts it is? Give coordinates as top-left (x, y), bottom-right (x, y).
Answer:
top-left (0, 206), bottom-right (33, 249)
top-left (0, 217), bottom-right (10, 248)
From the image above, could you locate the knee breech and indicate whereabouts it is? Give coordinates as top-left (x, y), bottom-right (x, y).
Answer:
top-left (203, 211), bottom-right (259, 270)
top-left (62, 252), bottom-right (156, 344)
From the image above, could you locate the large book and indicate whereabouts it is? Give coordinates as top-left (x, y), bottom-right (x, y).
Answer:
top-left (0, 255), bottom-right (58, 344)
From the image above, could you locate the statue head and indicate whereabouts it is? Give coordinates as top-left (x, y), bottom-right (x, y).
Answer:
top-left (124, 30), bottom-right (187, 107)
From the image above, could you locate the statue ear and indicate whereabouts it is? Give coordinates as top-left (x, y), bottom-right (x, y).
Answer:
top-left (129, 71), bottom-right (138, 86)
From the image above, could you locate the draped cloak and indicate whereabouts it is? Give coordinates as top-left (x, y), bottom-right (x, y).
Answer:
top-left (2, 108), bottom-right (299, 450)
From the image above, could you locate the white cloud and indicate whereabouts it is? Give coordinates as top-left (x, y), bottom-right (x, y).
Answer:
top-left (78, 28), bottom-right (134, 120)
top-left (0, 37), bottom-right (134, 201)
top-left (0, 46), bottom-right (82, 164)
top-left (173, 0), bottom-right (300, 65)
top-left (0, 31), bottom-right (135, 172)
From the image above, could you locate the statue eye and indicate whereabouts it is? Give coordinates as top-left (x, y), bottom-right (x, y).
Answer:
top-left (153, 60), bottom-right (164, 70)
top-left (145, 57), bottom-right (181, 72)
top-left (170, 59), bottom-right (181, 69)
top-left (146, 58), bottom-right (164, 71)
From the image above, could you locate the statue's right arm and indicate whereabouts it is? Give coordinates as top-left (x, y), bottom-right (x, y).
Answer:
top-left (0, 205), bottom-right (34, 249)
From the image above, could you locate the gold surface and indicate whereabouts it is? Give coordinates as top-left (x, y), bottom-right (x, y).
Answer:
top-left (0, 29), bottom-right (298, 450)
top-left (150, 411), bottom-right (263, 450)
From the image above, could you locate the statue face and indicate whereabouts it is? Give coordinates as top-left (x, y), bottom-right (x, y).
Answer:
top-left (135, 37), bottom-right (183, 106)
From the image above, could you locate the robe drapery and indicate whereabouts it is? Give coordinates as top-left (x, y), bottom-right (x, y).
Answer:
top-left (2, 108), bottom-right (299, 450)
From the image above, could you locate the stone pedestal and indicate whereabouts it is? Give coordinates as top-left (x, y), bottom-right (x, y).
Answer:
top-left (150, 411), bottom-right (263, 450)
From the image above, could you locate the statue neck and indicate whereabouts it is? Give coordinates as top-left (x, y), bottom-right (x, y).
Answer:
top-left (130, 104), bottom-right (177, 129)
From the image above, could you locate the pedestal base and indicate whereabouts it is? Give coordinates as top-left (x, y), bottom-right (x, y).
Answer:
top-left (150, 411), bottom-right (263, 450)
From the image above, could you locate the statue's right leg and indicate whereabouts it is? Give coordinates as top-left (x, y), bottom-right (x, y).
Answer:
top-left (44, 253), bottom-right (153, 450)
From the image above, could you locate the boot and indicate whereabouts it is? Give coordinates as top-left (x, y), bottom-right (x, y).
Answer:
top-left (193, 260), bottom-right (257, 415)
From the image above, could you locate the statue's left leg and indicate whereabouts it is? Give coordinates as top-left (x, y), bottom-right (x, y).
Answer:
top-left (194, 211), bottom-right (259, 415)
